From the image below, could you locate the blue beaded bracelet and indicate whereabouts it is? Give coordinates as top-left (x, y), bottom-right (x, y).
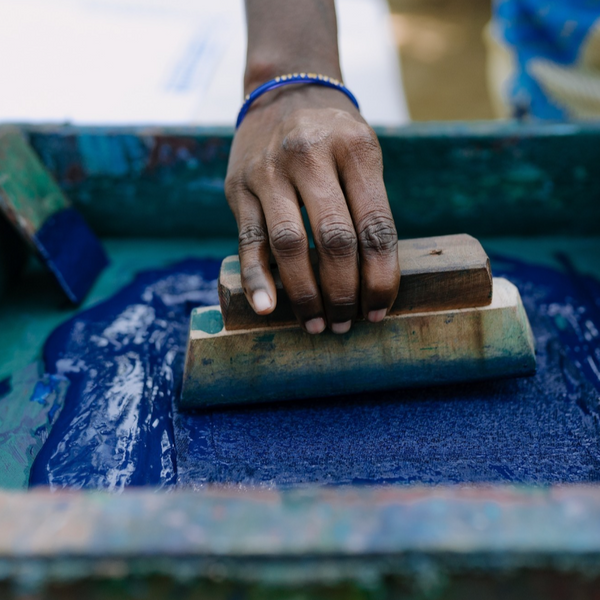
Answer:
top-left (236, 73), bottom-right (360, 129)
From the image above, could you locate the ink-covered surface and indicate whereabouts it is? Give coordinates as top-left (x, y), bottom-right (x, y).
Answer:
top-left (1, 122), bottom-right (600, 491)
top-left (1, 238), bottom-right (597, 491)
top-left (0, 239), bottom-right (236, 489)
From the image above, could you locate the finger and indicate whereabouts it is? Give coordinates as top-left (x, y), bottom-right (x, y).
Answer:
top-left (292, 163), bottom-right (360, 333)
top-left (334, 127), bottom-right (400, 322)
top-left (226, 181), bottom-right (277, 315)
top-left (249, 177), bottom-right (326, 335)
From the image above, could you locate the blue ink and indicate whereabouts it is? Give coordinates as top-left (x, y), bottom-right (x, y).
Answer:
top-left (29, 259), bottom-right (220, 490)
top-left (0, 376), bottom-right (11, 400)
top-left (30, 375), bottom-right (66, 424)
top-left (30, 256), bottom-right (600, 490)
top-left (47, 399), bottom-right (62, 423)
top-left (30, 381), bottom-right (53, 406)
top-left (33, 207), bottom-right (108, 304)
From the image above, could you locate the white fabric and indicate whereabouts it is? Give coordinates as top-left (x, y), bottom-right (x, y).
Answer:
top-left (0, 0), bottom-right (408, 126)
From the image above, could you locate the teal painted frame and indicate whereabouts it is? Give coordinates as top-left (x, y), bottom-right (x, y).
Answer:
top-left (1, 486), bottom-right (600, 597)
top-left (27, 121), bottom-right (600, 238)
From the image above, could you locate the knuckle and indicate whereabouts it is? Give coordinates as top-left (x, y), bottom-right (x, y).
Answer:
top-left (238, 224), bottom-right (268, 252)
top-left (244, 161), bottom-right (274, 191)
top-left (317, 221), bottom-right (357, 258)
top-left (253, 152), bottom-right (280, 179)
top-left (224, 174), bottom-right (246, 200)
top-left (367, 282), bottom-right (395, 300)
top-left (358, 214), bottom-right (398, 255)
top-left (344, 126), bottom-right (382, 163)
top-left (269, 221), bottom-right (308, 257)
top-left (289, 290), bottom-right (320, 308)
top-left (282, 126), bottom-right (328, 160)
top-left (328, 294), bottom-right (357, 308)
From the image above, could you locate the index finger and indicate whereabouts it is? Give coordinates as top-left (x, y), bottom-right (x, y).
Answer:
top-left (248, 175), bottom-right (327, 335)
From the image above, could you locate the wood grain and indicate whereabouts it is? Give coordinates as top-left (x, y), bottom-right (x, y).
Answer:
top-left (182, 278), bottom-right (535, 409)
top-left (219, 233), bottom-right (492, 331)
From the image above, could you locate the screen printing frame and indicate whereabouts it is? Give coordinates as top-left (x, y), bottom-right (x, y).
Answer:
top-left (1, 121), bottom-right (600, 597)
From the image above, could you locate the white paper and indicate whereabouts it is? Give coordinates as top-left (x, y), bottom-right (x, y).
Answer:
top-left (0, 0), bottom-right (408, 126)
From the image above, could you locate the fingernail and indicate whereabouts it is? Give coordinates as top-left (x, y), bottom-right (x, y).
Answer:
top-left (305, 317), bottom-right (326, 335)
top-left (368, 309), bottom-right (387, 323)
top-left (252, 290), bottom-right (273, 313)
top-left (331, 321), bottom-right (351, 334)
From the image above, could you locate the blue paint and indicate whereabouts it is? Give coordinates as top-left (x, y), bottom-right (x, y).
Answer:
top-left (33, 207), bottom-right (109, 304)
top-left (30, 256), bottom-right (600, 489)
top-left (30, 381), bottom-right (54, 405)
top-left (30, 375), bottom-right (65, 423)
top-left (0, 377), bottom-right (11, 400)
top-left (29, 259), bottom-right (220, 490)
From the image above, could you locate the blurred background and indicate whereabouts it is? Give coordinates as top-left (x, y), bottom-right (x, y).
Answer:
top-left (2, 0), bottom-right (600, 125)
top-left (388, 0), bottom-right (493, 120)
top-left (0, 0), bottom-right (494, 127)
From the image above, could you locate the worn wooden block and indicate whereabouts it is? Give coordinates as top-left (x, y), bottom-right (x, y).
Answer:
top-left (218, 234), bottom-right (492, 331)
top-left (181, 277), bottom-right (535, 409)
top-left (0, 127), bottom-right (107, 304)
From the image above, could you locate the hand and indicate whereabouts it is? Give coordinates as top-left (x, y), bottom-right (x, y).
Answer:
top-left (225, 84), bottom-right (400, 334)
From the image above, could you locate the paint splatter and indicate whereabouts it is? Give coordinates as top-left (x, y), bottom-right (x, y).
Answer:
top-left (29, 256), bottom-right (600, 489)
top-left (30, 375), bottom-right (67, 424)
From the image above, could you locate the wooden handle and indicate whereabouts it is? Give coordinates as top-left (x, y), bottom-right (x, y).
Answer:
top-left (183, 278), bottom-right (534, 409)
top-left (218, 233), bottom-right (492, 331)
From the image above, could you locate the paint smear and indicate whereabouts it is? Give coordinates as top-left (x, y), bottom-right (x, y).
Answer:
top-left (30, 256), bottom-right (600, 489)
top-left (0, 377), bottom-right (11, 400)
top-left (33, 207), bottom-right (109, 304)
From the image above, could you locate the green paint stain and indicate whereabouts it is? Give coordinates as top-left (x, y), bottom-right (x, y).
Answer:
top-left (222, 259), bottom-right (240, 275)
top-left (0, 129), bottom-right (69, 232)
top-left (0, 363), bottom-right (68, 490)
top-left (191, 309), bottom-right (223, 334)
top-left (253, 333), bottom-right (275, 343)
top-left (554, 314), bottom-right (569, 331)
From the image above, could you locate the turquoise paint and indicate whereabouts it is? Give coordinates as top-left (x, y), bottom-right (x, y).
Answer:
top-left (26, 124), bottom-right (600, 238)
top-left (0, 364), bottom-right (67, 490)
top-left (222, 259), bottom-right (241, 275)
top-left (77, 134), bottom-right (145, 177)
top-left (192, 308), bottom-right (224, 334)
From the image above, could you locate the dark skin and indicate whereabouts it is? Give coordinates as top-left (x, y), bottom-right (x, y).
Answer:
top-left (225, 0), bottom-right (401, 334)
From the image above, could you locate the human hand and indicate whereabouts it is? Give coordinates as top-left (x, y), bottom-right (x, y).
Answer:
top-left (225, 84), bottom-right (400, 334)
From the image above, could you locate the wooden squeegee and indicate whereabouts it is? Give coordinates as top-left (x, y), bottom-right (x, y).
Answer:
top-left (179, 234), bottom-right (536, 409)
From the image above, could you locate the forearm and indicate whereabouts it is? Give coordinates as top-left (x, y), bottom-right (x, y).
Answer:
top-left (244, 0), bottom-right (343, 93)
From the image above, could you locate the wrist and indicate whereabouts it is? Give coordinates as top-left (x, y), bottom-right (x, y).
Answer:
top-left (244, 57), bottom-right (343, 95)
top-left (237, 82), bottom-right (361, 131)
